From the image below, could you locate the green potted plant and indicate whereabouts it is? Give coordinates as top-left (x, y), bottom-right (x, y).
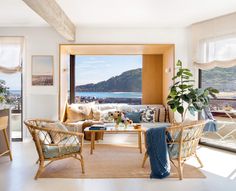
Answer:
top-left (167, 60), bottom-right (219, 122)
top-left (0, 80), bottom-right (8, 104)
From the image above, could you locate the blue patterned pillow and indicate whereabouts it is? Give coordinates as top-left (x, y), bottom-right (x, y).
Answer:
top-left (142, 107), bottom-right (155, 122)
top-left (125, 112), bottom-right (142, 123)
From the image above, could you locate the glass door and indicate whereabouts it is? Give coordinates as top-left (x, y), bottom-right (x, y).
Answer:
top-left (0, 37), bottom-right (23, 141)
top-left (199, 67), bottom-right (236, 151)
top-left (0, 73), bottom-right (22, 141)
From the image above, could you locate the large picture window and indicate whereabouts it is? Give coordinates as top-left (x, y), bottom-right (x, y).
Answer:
top-left (69, 55), bottom-right (142, 104)
top-left (197, 35), bottom-right (236, 151)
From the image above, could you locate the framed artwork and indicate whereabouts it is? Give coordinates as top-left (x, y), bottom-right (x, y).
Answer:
top-left (32, 55), bottom-right (54, 86)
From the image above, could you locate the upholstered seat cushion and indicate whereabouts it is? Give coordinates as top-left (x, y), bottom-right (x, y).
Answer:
top-left (42, 136), bottom-right (80, 159)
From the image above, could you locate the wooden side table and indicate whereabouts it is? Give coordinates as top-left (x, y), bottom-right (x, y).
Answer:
top-left (0, 115), bottom-right (12, 161)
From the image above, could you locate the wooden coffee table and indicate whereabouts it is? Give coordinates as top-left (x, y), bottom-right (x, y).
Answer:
top-left (84, 125), bottom-right (145, 154)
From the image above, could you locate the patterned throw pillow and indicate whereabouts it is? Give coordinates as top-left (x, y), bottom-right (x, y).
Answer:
top-left (141, 107), bottom-right (156, 123)
top-left (43, 121), bottom-right (69, 143)
top-left (100, 109), bottom-right (116, 122)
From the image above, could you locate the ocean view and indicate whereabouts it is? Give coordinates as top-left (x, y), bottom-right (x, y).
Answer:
top-left (75, 92), bottom-right (142, 99)
top-left (9, 90), bottom-right (21, 95)
top-left (9, 90), bottom-right (142, 99)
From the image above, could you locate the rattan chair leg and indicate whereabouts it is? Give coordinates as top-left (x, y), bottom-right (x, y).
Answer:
top-left (195, 153), bottom-right (203, 168)
top-left (79, 154), bottom-right (85, 174)
top-left (35, 161), bottom-right (44, 180)
top-left (177, 159), bottom-right (183, 180)
top-left (142, 152), bottom-right (148, 168)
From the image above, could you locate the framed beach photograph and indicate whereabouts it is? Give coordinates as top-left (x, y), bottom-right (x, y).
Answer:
top-left (32, 55), bottom-right (54, 86)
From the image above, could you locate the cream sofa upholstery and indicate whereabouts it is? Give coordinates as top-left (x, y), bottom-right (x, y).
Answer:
top-left (62, 103), bottom-right (172, 133)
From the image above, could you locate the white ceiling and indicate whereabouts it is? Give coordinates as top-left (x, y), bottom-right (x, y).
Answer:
top-left (0, 0), bottom-right (236, 27)
top-left (56, 0), bottom-right (236, 27)
top-left (0, 0), bottom-right (48, 26)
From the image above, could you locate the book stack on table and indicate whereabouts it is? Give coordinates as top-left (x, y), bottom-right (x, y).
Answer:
top-left (89, 124), bottom-right (106, 130)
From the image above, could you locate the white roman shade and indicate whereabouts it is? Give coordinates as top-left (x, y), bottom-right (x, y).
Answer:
top-left (0, 37), bottom-right (24, 74)
top-left (194, 34), bottom-right (236, 70)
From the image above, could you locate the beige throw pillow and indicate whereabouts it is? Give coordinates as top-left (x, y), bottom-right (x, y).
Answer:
top-left (67, 102), bottom-right (95, 122)
top-left (91, 107), bottom-right (101, 121)
top-left (66, 104), bottom-right (86, 123)
top-left (43, 121), bottom-right (68, 144)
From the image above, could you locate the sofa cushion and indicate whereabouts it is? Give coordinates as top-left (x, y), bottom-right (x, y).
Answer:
top-left (66, 104), bottom-right (86, 122)
top-left (75, 102), bottom-right (95, 115)
top-left (155, 107), bottom-right (167, 122)
top-left (66, 102), bottom-right (95, 122)
top-left (91, 107), bottom-right (102, 121)
top-left (97, 104), bottom-right (118, 111)
top-left (100, 109), bottom-right (116, 122)
top-left (142, 107), bottom-right (156, 122)
top-left (125, 111), bottom-right (142, 123)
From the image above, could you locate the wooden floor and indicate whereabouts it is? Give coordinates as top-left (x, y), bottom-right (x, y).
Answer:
top-left (0, 134), bottom-right (236, 191)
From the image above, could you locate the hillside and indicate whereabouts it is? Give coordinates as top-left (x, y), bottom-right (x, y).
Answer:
top-left (76, 68), bottom-right (142, 92)
top-left (201, 66), bottom-right (236, 92)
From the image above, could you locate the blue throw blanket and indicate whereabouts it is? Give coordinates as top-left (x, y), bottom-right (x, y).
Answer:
top-left (202, 107), bottom-right (218, 132)
top-left (146, 126), bottom-right (170, 179)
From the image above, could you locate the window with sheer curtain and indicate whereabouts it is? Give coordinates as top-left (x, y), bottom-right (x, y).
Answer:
top-left (0, 37), bottom-right (23, 109)
top-left (0, 37), bottom-right (23, 73)
top-left (197, 35), bottom-right (236, 99)
top-left (195, 34), bottom-right (236, 70)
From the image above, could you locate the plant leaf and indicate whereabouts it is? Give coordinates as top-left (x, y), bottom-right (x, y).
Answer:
top-left (177, 106), bottom-right (184, 114)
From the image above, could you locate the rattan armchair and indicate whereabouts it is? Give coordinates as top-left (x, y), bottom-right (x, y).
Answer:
top-left (142, 120), bottom-right (206, 180)
top-left (24, 119), bottom-right (85, 180)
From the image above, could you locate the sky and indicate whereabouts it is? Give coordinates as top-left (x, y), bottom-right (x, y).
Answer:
top-left (0, 55), bottom-right (142, 90)
top-left (75, 55), bottom-right (142, 85)
top-left (0, 72), bottom-right (21, 90)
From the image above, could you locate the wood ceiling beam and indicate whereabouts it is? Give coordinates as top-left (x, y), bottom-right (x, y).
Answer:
top-left (23, 0), bottom-right (76, 41)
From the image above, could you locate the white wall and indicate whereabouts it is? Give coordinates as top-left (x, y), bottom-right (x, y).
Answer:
top-left (76, 27), bottom-right (189, 66)
top-left (0, 26), bottom-right (189, 136)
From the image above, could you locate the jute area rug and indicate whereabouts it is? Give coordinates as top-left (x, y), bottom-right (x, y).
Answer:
top-left (40, 144), bottom-right (206, 179)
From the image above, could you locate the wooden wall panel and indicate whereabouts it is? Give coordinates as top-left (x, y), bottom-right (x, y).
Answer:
top-left (142, 55), bottom-right (163, 104)
top-left (163, 46), bottom-right (174, 105)
top-left (59, 46), bottom-right (70, 120)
